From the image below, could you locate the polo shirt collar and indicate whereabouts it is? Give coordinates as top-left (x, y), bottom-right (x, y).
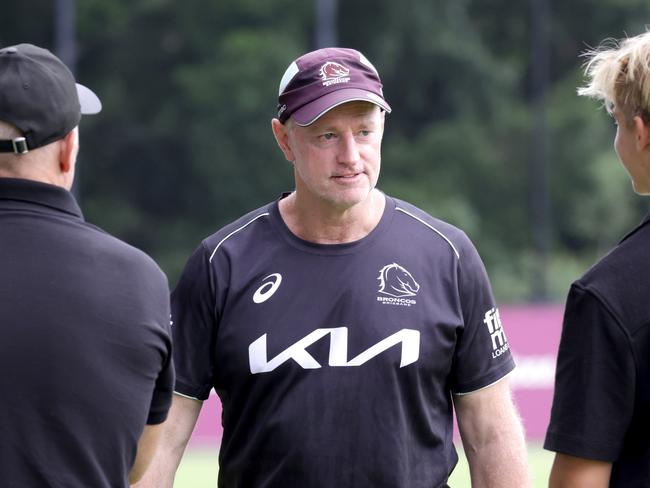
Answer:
top-left (618, 208), bottom-right (650, 244)
top-left (0, 177), bottom-right (83, 219)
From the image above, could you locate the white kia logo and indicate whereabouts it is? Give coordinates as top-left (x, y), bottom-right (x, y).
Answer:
top-left (253, 273), bottom-right (283, 304)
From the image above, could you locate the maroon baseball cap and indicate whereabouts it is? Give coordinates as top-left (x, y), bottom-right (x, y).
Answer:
top-left (277, 47), bottom-right (391, 126)
top-left (0, 43), bottom-right (101, 154)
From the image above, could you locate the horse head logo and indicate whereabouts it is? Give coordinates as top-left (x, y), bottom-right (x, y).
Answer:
top-left (320, 61), bottom-right (350, 81)
top-left (377, 263), bottom-right (420, 298)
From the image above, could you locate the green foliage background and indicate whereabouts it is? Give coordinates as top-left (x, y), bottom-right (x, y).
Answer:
top-left (2, 0), bottom-right (649, 301)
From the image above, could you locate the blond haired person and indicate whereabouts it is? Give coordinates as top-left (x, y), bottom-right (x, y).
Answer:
top-left (545, 32), bottom-right (650, 487)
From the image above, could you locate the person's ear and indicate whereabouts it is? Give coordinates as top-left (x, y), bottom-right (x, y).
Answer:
top-left (633, 115), bottom-right (650, 151)
top-left (271, 118), bottom-right (295, 163)
top-left (58, 128), bottom-right (78, 173)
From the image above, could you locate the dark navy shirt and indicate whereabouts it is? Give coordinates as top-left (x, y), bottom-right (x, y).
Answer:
top-left (545, 213), bottom-right (650, 487)
top-left (173, 194), bottom-right (514, 488)
top-left (0, 178), bottom-right (174, 488)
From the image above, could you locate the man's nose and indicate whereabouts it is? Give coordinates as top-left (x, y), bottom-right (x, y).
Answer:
top-left (337, 132), bottom-right (360, 164)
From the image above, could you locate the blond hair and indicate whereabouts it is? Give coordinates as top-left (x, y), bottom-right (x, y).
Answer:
top-left (578, 31), bottom-right (650, 121)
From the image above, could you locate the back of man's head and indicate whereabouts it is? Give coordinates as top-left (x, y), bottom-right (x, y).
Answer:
top-left (0, 43), bottom-right (101, 183)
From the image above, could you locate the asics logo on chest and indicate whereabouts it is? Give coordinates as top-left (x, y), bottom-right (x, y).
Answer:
top-left (253, 273), bottom-right (282, 303)
top-left (249, 327), bottom-right (420, 374)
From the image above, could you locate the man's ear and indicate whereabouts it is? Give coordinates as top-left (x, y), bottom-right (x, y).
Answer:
top-left (58, 128), bottom-right (78, 173)
top-left (271, 118), bottom-right (295, 163)
top-left (633, 115), bottom-right (650, 151)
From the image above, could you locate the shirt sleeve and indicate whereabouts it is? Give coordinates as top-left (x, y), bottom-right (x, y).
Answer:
top-left (171, 242), bottom-right (219, 401)
top-left (147, 269), bottom-right (175, 424)
top-left (544, 284), bottom-right (635, 461)
top-left (147, 334), bottom-right (174, 424)
top-left (449, 236), bottom-right (515, 394)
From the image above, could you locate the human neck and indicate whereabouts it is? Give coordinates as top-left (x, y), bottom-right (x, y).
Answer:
top-left (279, 189), bottom-right (386, 244)
top-left (0, 166), bottom-right (68, 189)
top-left (0, 149), bottom-right (71, 190)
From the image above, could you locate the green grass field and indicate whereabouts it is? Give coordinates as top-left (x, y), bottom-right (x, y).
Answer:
top-left (175, 443), bottom-right (554, 487)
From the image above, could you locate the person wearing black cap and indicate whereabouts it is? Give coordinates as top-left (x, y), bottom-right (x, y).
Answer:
top-left (0, 44), bottom-right (174, 487)
top-left (139, 48), bottom-right (529, 487)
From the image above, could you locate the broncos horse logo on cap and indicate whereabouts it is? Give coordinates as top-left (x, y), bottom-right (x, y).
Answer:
top-left (320, 62), bottom-right (350, 83)
top-left (377, 263), bottom-right (420, 298)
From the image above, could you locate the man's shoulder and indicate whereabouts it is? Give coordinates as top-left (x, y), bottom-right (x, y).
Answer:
top-left (389, 196), bottom-right (474, 259)
top-left (200, 201), bottom-right (275, 258)
top-left (83, 222), bottom-right (167, 283)
top-left (576, 219), bottom-right (650, 331)
top-left (580, 219), bottom-right (650, 285)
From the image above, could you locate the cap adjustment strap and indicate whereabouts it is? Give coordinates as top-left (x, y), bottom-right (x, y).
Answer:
top-left (0, 137), bottom-right (29, 154)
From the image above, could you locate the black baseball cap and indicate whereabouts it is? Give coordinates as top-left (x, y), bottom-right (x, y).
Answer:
top-left (0, 43), bottom-right (101, 154)
top-left (277, 47), bottom-right (391, 126)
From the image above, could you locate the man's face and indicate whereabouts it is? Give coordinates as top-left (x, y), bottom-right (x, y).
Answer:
top-left (282, 101), bottom-right (385, 211)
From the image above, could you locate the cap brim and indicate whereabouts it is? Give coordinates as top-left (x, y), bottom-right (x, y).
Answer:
top-left (76, 83), bottom-right (102, 115)
top-left (291, 88), bottom-right (391, 126)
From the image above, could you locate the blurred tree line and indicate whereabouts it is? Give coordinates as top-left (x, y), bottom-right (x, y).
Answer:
top-left (2, 0), bottom-right (649, 302)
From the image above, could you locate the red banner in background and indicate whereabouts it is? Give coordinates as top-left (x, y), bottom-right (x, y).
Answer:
top-left (503, 304), bottom-right (564, 440)
top-left (190, 304), bottom-right (565, 446)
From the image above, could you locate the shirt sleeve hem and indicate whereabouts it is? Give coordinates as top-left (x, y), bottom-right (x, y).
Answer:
top-left (544, 431), bottom-right (620, 462)
top-left (451, 358), bottom-right (516, 395)
top-left (174, 380), bottom-right (211, 401)
top-left (146, 410), bottom-right (169, 425)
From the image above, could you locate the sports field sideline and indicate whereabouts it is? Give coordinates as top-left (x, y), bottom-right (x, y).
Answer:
top-left (175, 444), bottom-right (554, 487)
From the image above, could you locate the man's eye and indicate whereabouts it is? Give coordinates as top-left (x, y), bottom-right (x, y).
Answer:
top-left (321, 133), bottom-right (335, 140)
top-left (359, 130), bottom-right (370, 137)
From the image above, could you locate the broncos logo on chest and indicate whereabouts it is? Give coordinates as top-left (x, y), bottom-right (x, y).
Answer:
top-left (377, 263), bottom-right (420, 298)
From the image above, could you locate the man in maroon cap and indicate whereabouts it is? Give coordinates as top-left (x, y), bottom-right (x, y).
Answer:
top-left (139, 47), bottom-right (530, 487)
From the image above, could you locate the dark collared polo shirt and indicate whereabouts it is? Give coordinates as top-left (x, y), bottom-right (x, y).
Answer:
top-left (0, 178), bottom-right (174, 488)
top-left (545, 213), bottom-right (650, 487)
